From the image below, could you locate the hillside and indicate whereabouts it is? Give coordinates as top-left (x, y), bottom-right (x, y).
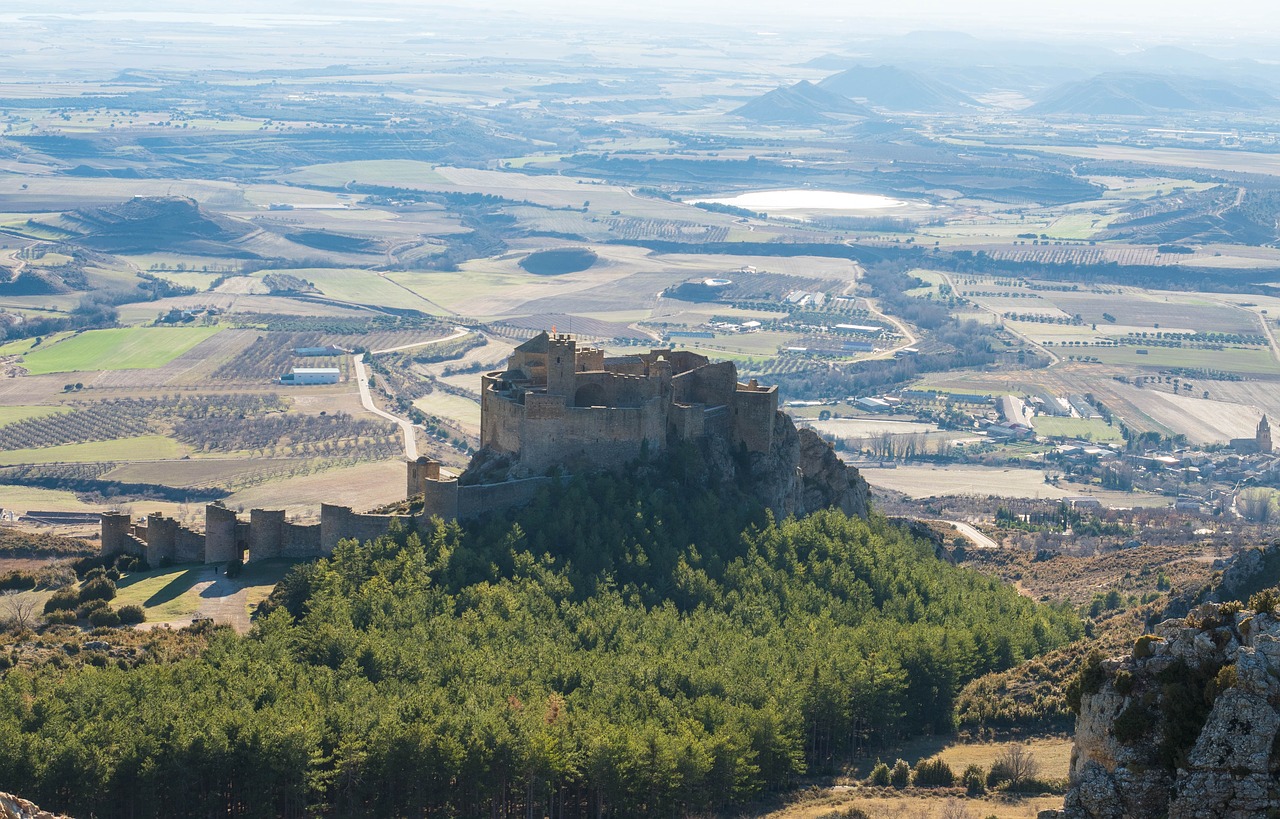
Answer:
top-left (1029, 72), bottom-right (1278, 115)
top-left (0, 459), bottom-right (1081, 817)
top-left (817, 65), bottom-right (978, 112)
top-left (730, 79), bottom-right (876, 125)
top-left (54, 196), bottom-right (258, 256)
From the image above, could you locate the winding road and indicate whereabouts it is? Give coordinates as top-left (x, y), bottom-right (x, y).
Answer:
top-left (353, 326), bottom-right (476, 460)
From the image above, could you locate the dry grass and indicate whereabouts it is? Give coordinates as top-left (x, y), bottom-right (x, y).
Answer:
top-left (224, 459), bottom-right (406, 516)
top-left (767, 789), bottom-right (1061, 819)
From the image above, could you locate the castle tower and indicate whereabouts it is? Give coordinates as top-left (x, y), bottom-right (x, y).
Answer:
top-left (546, 334), bottom-right (577, 399)
top-left (406, 456), bottom-right (440, 498)
top-left (1258, 415), bottom-right (1273, 454)
top-left (100, 511), bottom-right (132, 557)
top-left (205, 503), bottom-right (240, 564)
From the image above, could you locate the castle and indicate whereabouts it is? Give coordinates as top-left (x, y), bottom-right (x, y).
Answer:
top-left (478, 332), bottom-right (779, 476)
top-left (101, 333), bottom-right (867, 565)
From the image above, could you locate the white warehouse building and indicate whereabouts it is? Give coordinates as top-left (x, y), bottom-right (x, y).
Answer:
top-left (281, 367), bottom-right (340, 385)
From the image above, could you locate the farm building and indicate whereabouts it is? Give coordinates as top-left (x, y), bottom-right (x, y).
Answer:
top-left (281, 367), bottom-right (340, 385)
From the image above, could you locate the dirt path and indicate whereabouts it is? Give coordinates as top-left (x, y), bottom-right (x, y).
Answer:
top-left (193, 575), bottom-right (251, 634)
top-left (371, 325), bottom-right (470, 355)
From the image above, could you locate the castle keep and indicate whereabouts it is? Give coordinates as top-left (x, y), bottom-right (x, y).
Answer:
top-left (101, 334), bottom-right (867, 564)
top-left (479, 332), bottom-right (779, 476)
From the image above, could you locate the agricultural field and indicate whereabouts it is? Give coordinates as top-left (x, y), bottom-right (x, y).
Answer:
top-left (1084, 344), bottom-right (1280, 377)
top-left (863, 464), bottom-right (1164, 508)
top-left (222, 460), bottom-right (409, 516)
top-left (413, 392), bottom-right (482, 439)
top-left (19, 327), bottom-right (222, 375)
top-left (0, 435), bottom-right (187, 466)
top-left (0, 406), bottom-right (68, 427)
top-left (1033, 416), bottom-right (1123, 443)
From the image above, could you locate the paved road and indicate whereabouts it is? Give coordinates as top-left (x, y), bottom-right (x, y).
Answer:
top-left (352, 327), bottom-right (478, 459)
top-left (937, 519), bottom-right (1001, 550)
top-left (353, 353), bottom-right (419, 460)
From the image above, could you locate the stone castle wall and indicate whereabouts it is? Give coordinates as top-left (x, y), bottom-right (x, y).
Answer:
top-left (100, 334), bottom-right (803, 567)
top-left (320, 503), bottom-right (409, 554)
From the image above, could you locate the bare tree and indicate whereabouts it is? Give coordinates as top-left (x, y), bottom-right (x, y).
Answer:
top-left (0, 591), bottom-right (38, 631)
top-left (993, 744), bottom-right (1041, 788)
top-left (938, 799), bottom-right (974, 819)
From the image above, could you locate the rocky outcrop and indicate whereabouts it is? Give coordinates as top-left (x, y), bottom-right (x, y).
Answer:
top-left (462, 410), bottom-right (871, 520)
top-left (0, 793), bottom-right (67, 819)
top-left (704, 410), bottom-right (869, 519)
top-left (1163, 543), bottom-right (1280, 619)
top-left (1056, 603), bottom-right (1280, 819)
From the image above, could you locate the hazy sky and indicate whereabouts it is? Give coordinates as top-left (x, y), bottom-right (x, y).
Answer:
top-left (409, 0), bottom-right (1277, 42)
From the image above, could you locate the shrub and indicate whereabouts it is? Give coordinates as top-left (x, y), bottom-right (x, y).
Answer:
top-left (1247, 588), bottom-right (1279, 614)
top-left (117, 605), bottom-right (145, 625)
top-left (0, 571), bottom-right (37, 591)
top-left (44, 609), bottom-right (77, 625)
top-left (88, 607), bottom-right (121, 627)
top-left (76, 598), bottom-right (109, 619)
top-left (913, 756), bottom-right (955, 787)
top-left (1066, 650), bottom-right (1105, 713)
top-left (890, 758), bottom-right (911, 789)
top-left (78, 576), bottom-right (116, 604)
top-left (963, 763), bottom-right (986, 795)
top-left (868, 761), bottom-right (891, 787)
top-left (1113, 669), bottom-right (1134, 695)
top-left (82, 650), bottom-right (110, 667)
top-left (1132, 634), bottom-right (1162, 659)
top-left (817, 809), bottom-right (869, 819)
top-left (43, 588), bottom-right (79, 614)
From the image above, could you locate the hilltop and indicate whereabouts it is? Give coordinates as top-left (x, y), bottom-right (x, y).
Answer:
top-left (53, 196), bottom-right (258, 256)
top-left (731, 79), bottom-right (876, 125)
top-left (818, 65), bottom-right (978, 112)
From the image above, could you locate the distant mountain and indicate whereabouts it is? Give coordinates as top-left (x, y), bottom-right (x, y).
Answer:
top-left (1121, 46), bottom-right (1228, 73)
top-left (56, 196), bottom-right (258, 255)
top-left (730, 80), bottom-right (875, 125)
top-left (1029, 72), bottom-right (1278, 115)
top-left (817, 65), bottom-right (977, 112)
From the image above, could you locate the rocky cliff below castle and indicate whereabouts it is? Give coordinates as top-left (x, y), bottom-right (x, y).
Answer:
top-left (709, 409), bottom-right (870, 519)
top-left (465, 408), bottom-right (870, 521)
top-left (1055, 600), bottom-right (1280, 818)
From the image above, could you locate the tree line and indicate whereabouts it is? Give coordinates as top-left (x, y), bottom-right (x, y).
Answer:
top-left (0, 458), bottom-right (1080, 817)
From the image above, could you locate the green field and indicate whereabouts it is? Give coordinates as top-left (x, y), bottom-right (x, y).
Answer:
top-left (0, 332), bottom-right (72, 357)
top-left (0, 406), bottom-right (68, 427)
top-left (0, 436), bottom-right (187, 465)
top-left (1034, 416), bottom-right (1124, 442)
top-left (20, 326), bottom-right (222, 374)
top-left (1085, 344), bottom-right (1280, 376)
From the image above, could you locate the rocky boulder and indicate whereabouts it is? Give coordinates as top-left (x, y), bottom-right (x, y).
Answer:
top-left (1055, 603), bottom-right (1280, 818)
top-left (0, 793), bottom-right (66, 819)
